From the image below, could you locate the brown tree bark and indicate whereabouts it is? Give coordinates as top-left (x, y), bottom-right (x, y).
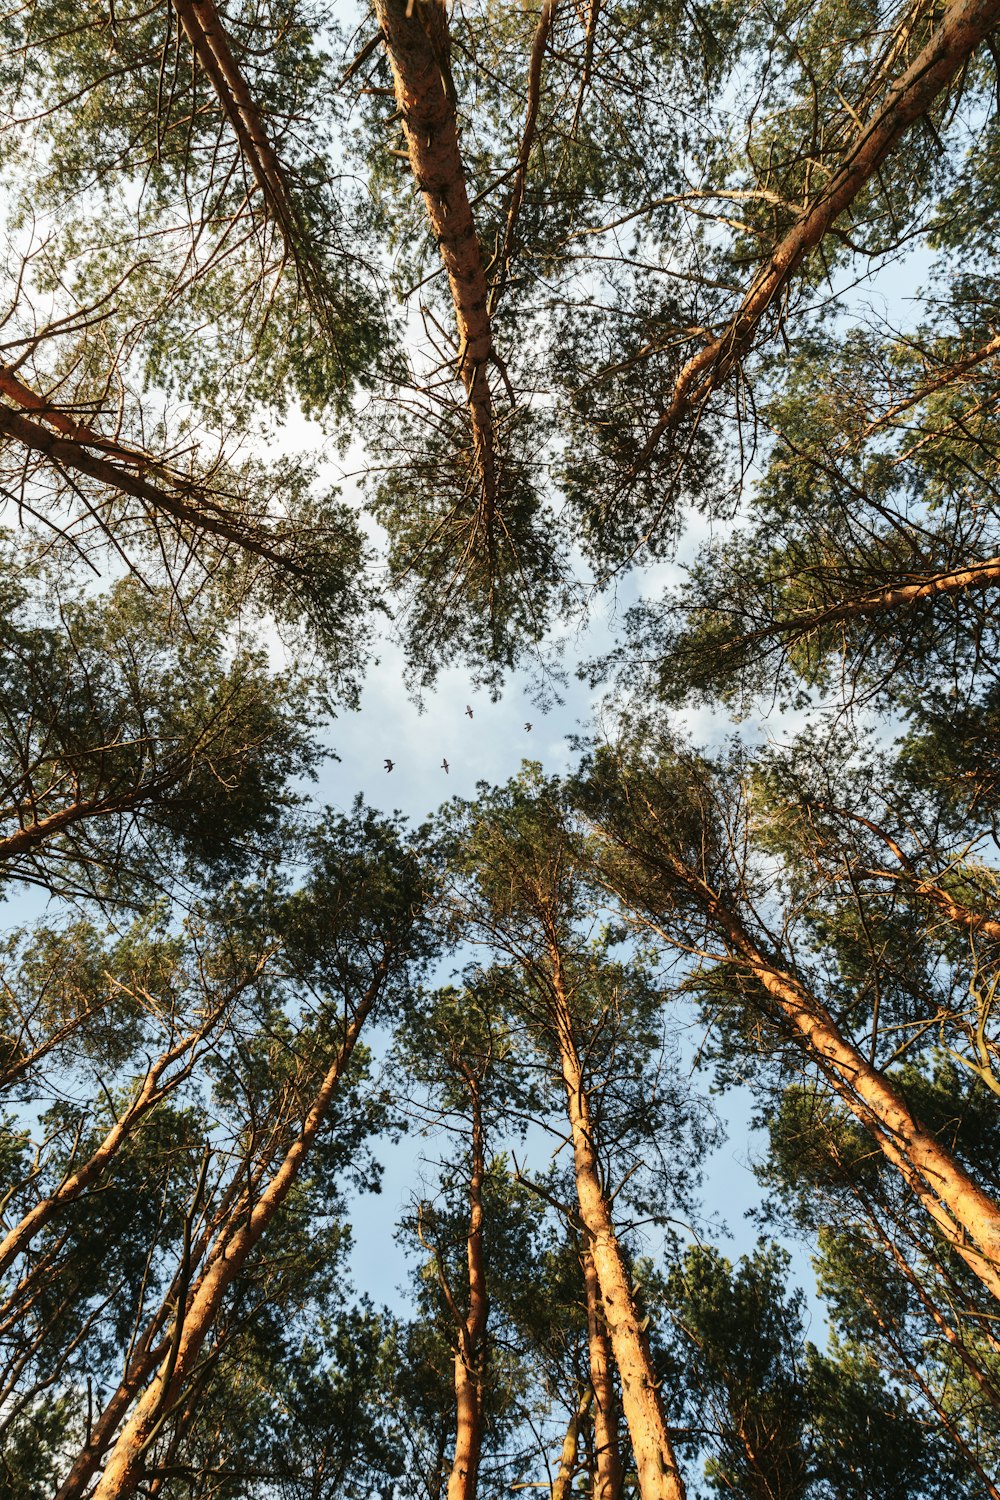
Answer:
top-left (65, 964), bottom-right (388, 1500)
top-left (373, 0), bottom-right (498, 512)
top-left (172, 0), bottom-right (305, 258)
top-left (0, 780), bottom-right (187, 868)
top-left (634, 0), bottom-right (1000, 468)
top-left (771, 555), bottom-right (1000, 634)
top-left (582, 1242), bottom-right (624, 1500)
top-left (551, 1387), bottom-right (591, 1500)
top-left (0, 364), bottom-right (158, 465)
top-left (548, 943), bottom-right (685, 1500)
top-left (607, 832), bottom-right (1000, 1300)
top-left (447, 1076), bottom-right (488, 1500)
top-left (723, 915), bottom-right (1000, 1297)
top-left (54, 1320), bottom-right (174, 1500)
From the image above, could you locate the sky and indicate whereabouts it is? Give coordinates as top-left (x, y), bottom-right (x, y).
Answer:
top-left (262, 425), bottom-right (827, 1322)
top-left (269, 207), bottom-right (944, 1317)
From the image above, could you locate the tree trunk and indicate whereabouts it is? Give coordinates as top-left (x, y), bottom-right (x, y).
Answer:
top-left (730, 917), bottom-right (1000, 1298)
top-left (74, 967), bottom-right (386, 1500)
top-left (172, 0), bottom-right (304, 255)
top-left (582, 1242), bottom-right (623, 1500)
top-left (636, 0), bottom-right (1000, 466)
top-left (552, 1386), bottom-right (591, 1500)
top-left (775, 555), bottom-right (1000, 633)
top-left (373, 0), bottom-right (497, 511)
top-left (0, 1036), bottom-right (194, 1276)
top-left (447, 1081), bottom-right (488, 1500)
top-left (650, 865), bottom-right (1000, 1300)
top-left (0, 970), bottom-right (254, 1274)
top-left (0, 404), bottom-right (300, 572)
top-left (549, 946), bottom-right (685, 1500)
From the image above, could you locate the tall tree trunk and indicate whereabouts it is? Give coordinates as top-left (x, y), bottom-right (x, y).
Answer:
top-left (610, 830), bottom-right (1000, 1299)
top-left (716, 904), bottom-right (1000, 1298)
top-left (552, 1386), bottom-right (591, 1500)
top-left (582, 1242), bottom-right (623, 1500)
top-left (0, 1020), bottom-right (209, 1275)
top-left (373, 0), bottom-right (498, 513)
top-left (67, 966), bottom-right (387, 1500)
top-left (548, 945), bottom-right (685, 1500)
top-left (172, 0), bottom-right (306, 260)
top-left (447, 1080), bottom-right (488, 1500)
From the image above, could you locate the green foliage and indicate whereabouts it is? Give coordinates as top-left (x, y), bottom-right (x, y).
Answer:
top-left (0, 556), bottom-right (325, 903)
top-left (659, 1240), bottom-right (980, 1500)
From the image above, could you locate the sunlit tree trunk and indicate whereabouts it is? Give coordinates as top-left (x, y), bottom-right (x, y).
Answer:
top-left (373, 0), bottom-right (497, 512)
top-left (636, 0), bottom-right (1000, 467)
top-left (447, 1077), bottom-right (488, 1500)
top-left (0, 985), bottom-right (245, 1274)
top-left (64, 966), bottom-right (387, 1500)
top-left (717, 905), bottom-right (1000, 1299)
top-left (549, 944), bottom-right (685, 1500)
top-left (552, 1387), bottom-right (591, 1500)
top-left (614, 836), bottom-right (1000, 1300)
top-left (582, 1243), bottom-right (623, 1500)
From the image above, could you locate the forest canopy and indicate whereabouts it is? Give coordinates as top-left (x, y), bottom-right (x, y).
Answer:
top-left (3, 0), bottom-right (1000, 1496)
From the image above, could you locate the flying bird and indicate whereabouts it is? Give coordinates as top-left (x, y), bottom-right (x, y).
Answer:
top-left (384, 758), bottom-right (394, 773)
top-left (524, 722), bottom-right (532, 732)
top-left (465, 704), bottom-right (474, 719)
top-left (441, 758), bottom-right (450, 774)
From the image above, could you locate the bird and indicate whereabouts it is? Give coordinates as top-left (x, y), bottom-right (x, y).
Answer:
top-left (441, 758), bottom-right (450, 774)
top-left (524, 722), bottom-right (532, 732)
top-left (465, 704), bottom-right (474, 719)
top-left (384, 758), bottom-right (394, 773)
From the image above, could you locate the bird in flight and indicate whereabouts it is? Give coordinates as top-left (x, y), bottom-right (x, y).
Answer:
top-left (524, 722), bottom-right (532, 732)
top-left (465, 704), bottom-right (474, 719)
top-left (441, 758), bottom-right (450, 774)
top-left (384, 758), bottom-right (394, 773)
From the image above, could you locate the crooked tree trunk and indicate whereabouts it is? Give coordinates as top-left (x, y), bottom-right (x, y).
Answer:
top-left (0, 364), bottom-right (160, 465)
top-left (869, 865), bottom-right (1000, 945)
top-left (551, 1387), bottom-right (591, 1500)
top-left (0, 778), bottom-right (181, 868)
top-left (548, 946), bottom-right (685, 1500)
top-left (582, 1243), bottom-right (624, 1500)
top-left (373, 0), bottom-right (497, 512)
top-left (447, 1081), bottom-right (488, 1500)
top-left (67, 967), bottom-right (387, 1500)
top-left (634, 0), bottom-right (1000, 468)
